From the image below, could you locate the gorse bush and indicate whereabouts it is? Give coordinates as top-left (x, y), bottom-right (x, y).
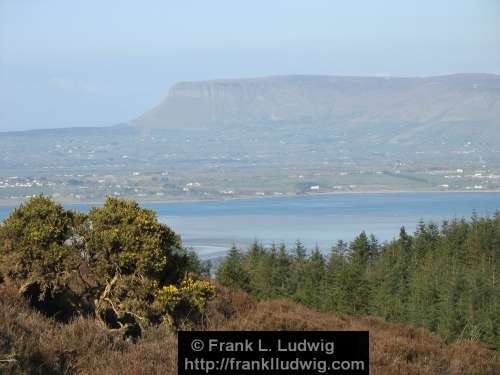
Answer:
top-left (0, 196), bottom-right (87, 320)
top-left (156, 276), bottom-right (216, 328)
top-left (0, 195), bottom-right (215, 336)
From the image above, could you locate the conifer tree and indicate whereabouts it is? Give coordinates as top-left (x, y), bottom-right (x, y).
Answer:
top-left (216, 244), bottom-right (250, 292)
top-left (271, 243), bottom-right (292, 297)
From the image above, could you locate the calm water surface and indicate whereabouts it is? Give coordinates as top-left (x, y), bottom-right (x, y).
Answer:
top-left (1, 192), bottom-right (499, 259)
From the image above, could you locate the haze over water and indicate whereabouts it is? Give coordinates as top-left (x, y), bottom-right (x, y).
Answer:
top-left (151, 192), bottom-right (500, 258)
top-left (2, 192), bottom-right (497, 259)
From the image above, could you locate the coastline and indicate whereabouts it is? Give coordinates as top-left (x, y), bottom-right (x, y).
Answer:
top-left (0, 188), bottom-right (499, 208)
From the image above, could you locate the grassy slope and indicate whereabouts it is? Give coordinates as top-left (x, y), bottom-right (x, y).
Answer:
top-left (1, 285), bottom-right (499, 375)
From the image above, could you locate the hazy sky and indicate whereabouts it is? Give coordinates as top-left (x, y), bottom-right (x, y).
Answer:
top-left (1, 0), bottom-right (499, 131)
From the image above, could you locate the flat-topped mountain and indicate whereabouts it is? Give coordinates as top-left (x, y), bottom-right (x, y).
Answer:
top-left (133, 74), bottom-right (500, 134)
top-left (2, 74), bottom-right (500, 204)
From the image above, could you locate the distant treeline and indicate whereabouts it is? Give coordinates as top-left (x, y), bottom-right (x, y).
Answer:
top-left (216, 214), bottom-right (500, 350)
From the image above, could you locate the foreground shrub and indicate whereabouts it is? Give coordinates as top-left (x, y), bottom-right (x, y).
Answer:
top-left (155, 276), bottom-right (216, 328)
top-left (0, 196), bottom-right (215, 335)
top-left (0, 196), bottom-right (88, 320)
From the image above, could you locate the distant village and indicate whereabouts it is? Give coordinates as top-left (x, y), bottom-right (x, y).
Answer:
top-left (1, 122), bottom-right (499, 204)
top-left (1, 165), bottom-right (499, 204)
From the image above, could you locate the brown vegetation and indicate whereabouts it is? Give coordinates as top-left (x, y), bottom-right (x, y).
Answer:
top-left (1, 283), bottom-right (499, 375)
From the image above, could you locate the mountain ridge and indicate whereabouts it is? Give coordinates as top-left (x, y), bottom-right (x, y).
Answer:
top-left (132, 73), bottom-right (500, 133)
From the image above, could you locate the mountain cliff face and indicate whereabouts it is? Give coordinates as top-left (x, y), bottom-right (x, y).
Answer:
top-left (132, 74), bottom-right (500, 134)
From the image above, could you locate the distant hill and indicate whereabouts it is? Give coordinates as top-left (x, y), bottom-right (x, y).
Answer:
top-left (133, 74), bottom-right (500, 143)
top-left (1, 74), bottom-right (500, 204)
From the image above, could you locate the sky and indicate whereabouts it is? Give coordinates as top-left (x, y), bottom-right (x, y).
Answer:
top-left (1, 0), bottom-right (499, 131)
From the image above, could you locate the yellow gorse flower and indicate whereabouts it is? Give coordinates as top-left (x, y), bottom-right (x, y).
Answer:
top-left (156, 276), bottom-right (216, 311)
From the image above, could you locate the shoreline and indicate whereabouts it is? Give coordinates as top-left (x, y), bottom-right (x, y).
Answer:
top-left (1, 188), bottom-right (499, 208)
